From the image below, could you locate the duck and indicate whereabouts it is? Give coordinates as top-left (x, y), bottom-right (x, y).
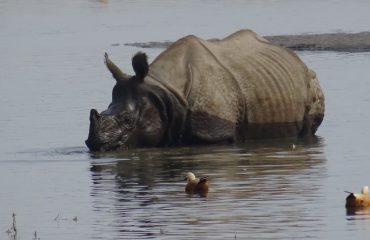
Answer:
top-left (184, 172), bottom-right (209, 196)
top-left (345, 186), bottom-right (370, 208)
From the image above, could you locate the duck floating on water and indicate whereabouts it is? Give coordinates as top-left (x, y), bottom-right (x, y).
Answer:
top-left (184, 172), bottom-right (209, 197)
top-left (345, 186), bottom-right (370, 208)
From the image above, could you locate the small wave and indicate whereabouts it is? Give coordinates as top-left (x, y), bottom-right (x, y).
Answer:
top-left (10, 146), bottom-right (90, 162)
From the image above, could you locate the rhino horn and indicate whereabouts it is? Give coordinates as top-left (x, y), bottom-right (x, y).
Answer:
top-left (89, 109), bottom-right (101, 122)
top-left (132, 52), bottom-right (149, 83)
top-left (104, 52), bottom-right (130, 82)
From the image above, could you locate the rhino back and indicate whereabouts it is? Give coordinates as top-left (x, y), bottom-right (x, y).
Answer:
top-left (148, 29), bottom-right (322, 141)
top-left (209, 30), bottom-right (311, 124)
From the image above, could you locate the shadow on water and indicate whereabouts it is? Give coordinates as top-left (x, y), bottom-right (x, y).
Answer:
top-left (88, 137), bottom-right (328, 239)
top-left (89, 137), bottom-right (324, 186)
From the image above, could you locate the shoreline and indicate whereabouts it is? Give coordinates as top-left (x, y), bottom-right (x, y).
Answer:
top-left (122, 32), bottom-right (370, 52)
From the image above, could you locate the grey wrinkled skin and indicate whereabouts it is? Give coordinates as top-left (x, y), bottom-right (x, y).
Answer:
top-left (85, 52), bottom-right (183, 151)
top-left (86, 29), bottom-right (325, 152)
top-left (85, 78), bottom-right (171, 151)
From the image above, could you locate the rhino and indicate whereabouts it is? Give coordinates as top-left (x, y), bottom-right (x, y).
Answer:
top-left (85, 29), bottom-right (325, 151)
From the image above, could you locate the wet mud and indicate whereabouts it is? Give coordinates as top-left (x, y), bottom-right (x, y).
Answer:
top-left (123, 32), bottom-right (370, 52)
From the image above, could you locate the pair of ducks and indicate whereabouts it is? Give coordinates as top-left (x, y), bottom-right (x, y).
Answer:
top-left (184, 175), bottom-right (370, 206)
top-left (184, 177), bottom-right (370, 206)
top-left (184, 172), bottom-right (209, 197)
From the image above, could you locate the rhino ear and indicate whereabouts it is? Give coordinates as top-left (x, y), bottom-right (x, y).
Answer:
top-left (132, 52), bottom-right (149, 83)
top-left (104, 53), bottom-right (130, 82)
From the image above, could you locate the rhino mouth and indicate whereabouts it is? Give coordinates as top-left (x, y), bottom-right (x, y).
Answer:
top-left (85, 129), bottom-right (130, 151)
top-left (85, 129), bottom-right (130, 152)
top-left (85, 139), bottom-right (127, 152)
top-left (85, 109), bottom-right (131, 152)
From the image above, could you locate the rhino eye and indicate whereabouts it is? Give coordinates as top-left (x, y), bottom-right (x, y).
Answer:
top-left (124, 115), bottom-right (135, 125)
top-left (117, 113), bottom-right (135, 126)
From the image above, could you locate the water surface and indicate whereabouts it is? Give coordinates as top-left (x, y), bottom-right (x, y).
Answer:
top-left (1, 1), bottom-right (370, 239)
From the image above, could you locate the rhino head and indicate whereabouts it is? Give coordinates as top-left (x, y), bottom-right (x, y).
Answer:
top-left (85, 52), bottom-right (174, 151)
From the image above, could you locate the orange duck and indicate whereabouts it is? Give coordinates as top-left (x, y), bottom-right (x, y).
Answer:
top-left (346, 186), bottom-right (370, 209)
top-left (184, 172), bottom-right (209, 196)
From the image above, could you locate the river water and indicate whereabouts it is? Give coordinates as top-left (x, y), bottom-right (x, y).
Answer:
top-left (1, 1), bottom-right (370, 239)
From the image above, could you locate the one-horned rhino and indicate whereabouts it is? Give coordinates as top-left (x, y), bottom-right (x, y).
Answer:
top-left (85, 29), bottom-right (325, 151)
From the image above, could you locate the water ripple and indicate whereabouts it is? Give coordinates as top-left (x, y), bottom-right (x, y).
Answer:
top-left (89, 138), bottom-right (327, 239)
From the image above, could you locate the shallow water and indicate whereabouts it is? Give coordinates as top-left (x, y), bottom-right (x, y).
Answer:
top-left (2, 1), bottom-right (370, 239)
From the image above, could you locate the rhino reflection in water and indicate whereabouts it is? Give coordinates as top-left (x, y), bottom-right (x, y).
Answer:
top-left (85, 29), bottom-right (325, 151)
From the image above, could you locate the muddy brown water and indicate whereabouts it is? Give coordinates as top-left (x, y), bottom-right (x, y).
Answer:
top-left (2, 1), bottom-right (370, 239)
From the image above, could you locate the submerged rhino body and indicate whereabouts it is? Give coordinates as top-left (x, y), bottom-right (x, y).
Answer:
top-left (86, 29), bottom-right (325, 151)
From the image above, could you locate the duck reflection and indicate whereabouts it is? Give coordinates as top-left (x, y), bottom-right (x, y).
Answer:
top-left (346, 208), bottom-right (370, 216)
top-left (89, 137), bottom-right (327, 238)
